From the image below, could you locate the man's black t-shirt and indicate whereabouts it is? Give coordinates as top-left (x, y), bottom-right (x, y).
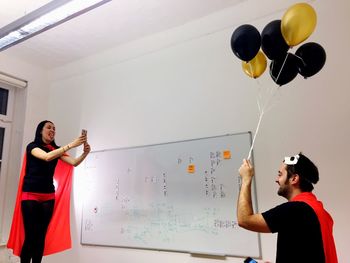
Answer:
top-left (22, 142), bottom-right (59, 193)
top-left (262, 201), bottom-right (325, 263)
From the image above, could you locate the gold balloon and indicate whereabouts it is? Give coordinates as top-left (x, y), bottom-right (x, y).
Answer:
top-left (242, 51), bottom-right (267, 78)
top-left (281, 3), bottom-right (317, 47)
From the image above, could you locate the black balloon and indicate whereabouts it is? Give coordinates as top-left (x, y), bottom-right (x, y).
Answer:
top-left (231, 24), bottom-right (261, 62)
top-left (261, 20), bottom-right (289, 60)
top-left (295, 42), bottom-right (326, 78)
top-left (270, 53), bottom-right (299, 86)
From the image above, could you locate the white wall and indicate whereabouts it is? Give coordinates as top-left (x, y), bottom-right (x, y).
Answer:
top-left (2, 0), bottom-right (350, 262)
top-left (0, 53), bottom-right (50, 262)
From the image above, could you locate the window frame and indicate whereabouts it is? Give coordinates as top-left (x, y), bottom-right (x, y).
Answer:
top-left (0, 82), bottom-right (15, 243)
top-left (0, 82), bottom-right (15, 122)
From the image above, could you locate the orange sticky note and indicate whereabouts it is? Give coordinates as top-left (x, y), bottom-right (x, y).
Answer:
top-left (187, 164), bottom-right (195, 173)
top-left (223, 150), bottom-right (231, 159)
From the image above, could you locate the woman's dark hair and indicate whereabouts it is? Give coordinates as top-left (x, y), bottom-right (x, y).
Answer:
top-left (286, 152), bottom-right (319, 192)
top-left (34, 120), bottom-right (59, 148)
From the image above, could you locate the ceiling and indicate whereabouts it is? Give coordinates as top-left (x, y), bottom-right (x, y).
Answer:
top-left (0, 0), bottom-right (244, 69)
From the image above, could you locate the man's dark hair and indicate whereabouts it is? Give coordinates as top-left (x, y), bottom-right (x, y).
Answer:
top-left (286, 152), bottom-right (319, 192)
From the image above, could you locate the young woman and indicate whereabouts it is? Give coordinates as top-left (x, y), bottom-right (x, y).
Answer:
top-left (8, 120), bottom-right (91, 263)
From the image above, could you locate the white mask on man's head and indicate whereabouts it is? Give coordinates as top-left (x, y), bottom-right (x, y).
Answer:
top-left (284, 154), bottom-right (300, 165)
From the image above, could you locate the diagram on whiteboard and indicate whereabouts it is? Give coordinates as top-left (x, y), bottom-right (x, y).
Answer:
top-left (81, 133), bottom-right (260, 257)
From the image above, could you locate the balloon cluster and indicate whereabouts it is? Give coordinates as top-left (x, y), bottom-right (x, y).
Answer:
top-left (231, 3), bottom-right (326, 86)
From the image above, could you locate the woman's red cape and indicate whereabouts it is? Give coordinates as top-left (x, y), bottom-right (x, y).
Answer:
top-left (292, 192), bottom-right (338, 263)
top-left (7, 154), bottom-right (73, 256)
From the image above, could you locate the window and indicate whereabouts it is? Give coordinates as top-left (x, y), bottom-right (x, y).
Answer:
top-left (0, 127), bottom-right (4, 175)
top-left (0, 83), bottom-right (15, 243)
top-left (0, 88), bottom-right (9, 115)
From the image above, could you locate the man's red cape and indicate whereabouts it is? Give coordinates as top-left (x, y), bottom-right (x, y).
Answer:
top-left (7, 154), bottom-right (73, 256)
top-left (292, 192), bottom-right (338, 263)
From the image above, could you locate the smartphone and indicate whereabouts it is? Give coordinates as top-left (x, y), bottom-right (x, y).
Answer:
top-left (82, 129), bottom-right (87, 136)
top-left (244, 258), bottom-right (257, 263)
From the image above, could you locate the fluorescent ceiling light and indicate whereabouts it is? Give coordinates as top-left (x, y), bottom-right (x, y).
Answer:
top-left (0, 0), bottom-right (111, 52)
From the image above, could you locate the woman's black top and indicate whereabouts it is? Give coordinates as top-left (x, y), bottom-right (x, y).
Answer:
top-left (22, 142), bottom-right (59, 193)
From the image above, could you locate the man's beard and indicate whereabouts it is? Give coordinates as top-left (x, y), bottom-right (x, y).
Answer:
top-left (277, 178), bottom-right (290, 198)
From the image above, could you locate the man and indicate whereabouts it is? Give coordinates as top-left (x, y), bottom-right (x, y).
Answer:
top-left (237, 153), bottom-right (337, 263)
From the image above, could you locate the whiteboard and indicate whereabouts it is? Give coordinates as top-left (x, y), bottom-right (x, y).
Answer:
top-left (81, 132), bottom-right (261, 257)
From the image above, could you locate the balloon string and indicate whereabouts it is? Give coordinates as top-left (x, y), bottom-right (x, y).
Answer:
top-left (275, 52), bottom-right (289, 83)
top-left (256, 95), bottom-right (262, 113)
top-left (247, 110), bottom-right (264, 160)
top-left (248, 51), bottom-right (287, 160)
top-left (294, 54), bottom-right (306, 66)
top-left (262, 86), bottom-right (280, 114)
top-left (249, 79), bottom-right (281, 160)
top-left (264, 87), bottom-right (280, 113)
top-left (248, 60), bottom-right (253, 77)
top-left (257, 86), bottom-right (263, 113)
